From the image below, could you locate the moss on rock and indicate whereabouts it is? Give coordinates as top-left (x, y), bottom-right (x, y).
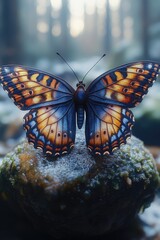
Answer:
top-left (0, 132), bottom-right (159, 238)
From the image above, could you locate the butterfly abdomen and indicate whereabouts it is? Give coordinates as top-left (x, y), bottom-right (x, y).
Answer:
top-left (74, 85), bottom-right (86, 129)
top-left (77, 106), bottom-right (84, 129)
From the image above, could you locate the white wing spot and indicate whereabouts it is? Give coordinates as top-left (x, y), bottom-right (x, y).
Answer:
top-left (147, 63), bottom-right (152, 69)
top-left (4, 67), bottom-right (10, 73)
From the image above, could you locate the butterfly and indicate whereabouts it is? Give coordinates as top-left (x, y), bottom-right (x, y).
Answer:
top-left (0, 61), bottom-right (159, 157)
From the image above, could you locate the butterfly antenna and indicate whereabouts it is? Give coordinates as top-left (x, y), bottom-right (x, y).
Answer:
top-left (81, 54), bottom-right (106, 82)
top-left (56, 52), bottom-right (80, 83)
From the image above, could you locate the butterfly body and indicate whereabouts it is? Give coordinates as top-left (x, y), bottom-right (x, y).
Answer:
top-left (0, 61), bottom-right (159, 157)
top-left (74, 83), bottom-right (86, 129)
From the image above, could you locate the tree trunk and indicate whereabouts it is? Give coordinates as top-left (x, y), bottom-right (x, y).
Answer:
top-left (1, 0), bottom-right (21, 63)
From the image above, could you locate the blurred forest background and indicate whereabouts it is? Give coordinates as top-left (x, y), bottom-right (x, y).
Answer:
top-left (0, 0), bottom-right (160, 67)
top-left (0, 0), bottom-right (160, 157)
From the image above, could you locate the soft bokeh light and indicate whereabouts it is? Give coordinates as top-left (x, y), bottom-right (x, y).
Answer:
top-left (50, 0), bottom-right (62, 11)
top-left (69, 19), bottom-right (84, 37)
top-left (36, 5), bottom-right (47, 15)
top-left (96, 0), bottom-right (106, 14)
top-left (109, 0), bottom-right (121, 10)
top-left (85, 0), bottom-right (96, 15)
top-left (69, 0), bottom-right (85, 37)
top-left (44, 0), bottom-right (105, 38)
top-left (37, 21), bottom-right (49, 33)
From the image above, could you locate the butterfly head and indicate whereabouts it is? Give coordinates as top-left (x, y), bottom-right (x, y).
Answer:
top-left (76, 81), bottom-right (85, 88)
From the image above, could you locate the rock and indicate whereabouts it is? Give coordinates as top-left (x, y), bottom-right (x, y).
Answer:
top-left (0, 132), bottom-right (159, 239)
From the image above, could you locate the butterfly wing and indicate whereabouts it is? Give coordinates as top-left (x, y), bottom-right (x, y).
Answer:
top-left (85, 101), bottom-right (134, 155)
top-left (85, 61), bottom-right (160, 155)
top-left (0, 65), bottom-right (76, 156)
top-left (24, 101), bottom-right (76, 156)
top-left (86, 61), bottom-right (160, 107)
top-left (0, 65), bottom-right (74, 110)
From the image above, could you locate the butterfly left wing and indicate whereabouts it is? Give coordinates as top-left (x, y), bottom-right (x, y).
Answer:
top-left (86, 61), bottom-right (160, 108)
top-left (0, 65), bottom-right (74, 110)
top-left (85, 101), bottom-right (134, 155)
top-left (24, 101), bottom-right (76, 156)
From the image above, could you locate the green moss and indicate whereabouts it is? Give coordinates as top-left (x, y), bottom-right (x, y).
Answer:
top-left (0, 135), bottom-right (159, 238)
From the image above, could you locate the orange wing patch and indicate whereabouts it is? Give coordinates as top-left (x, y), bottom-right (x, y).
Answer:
top-left (24, 103), bottom-right (76, 156)
top-left (0, 65), bottom-right (73, 110)
top-left (100, 62), bottom-right (160, 107)
top-left (86, 104), bottom-right (134, 156)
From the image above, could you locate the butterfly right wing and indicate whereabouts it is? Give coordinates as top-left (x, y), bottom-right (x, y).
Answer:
top-left (85, 100), bottom-right (134, 155)
top-left (0, 65), bottom-right (74, 110)
top-left (87, 61), bottom-right (160, 108)
top-left (24, 101), bottom-right (76, 156)
top-left (85, 61), bottom-right (160, 156)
